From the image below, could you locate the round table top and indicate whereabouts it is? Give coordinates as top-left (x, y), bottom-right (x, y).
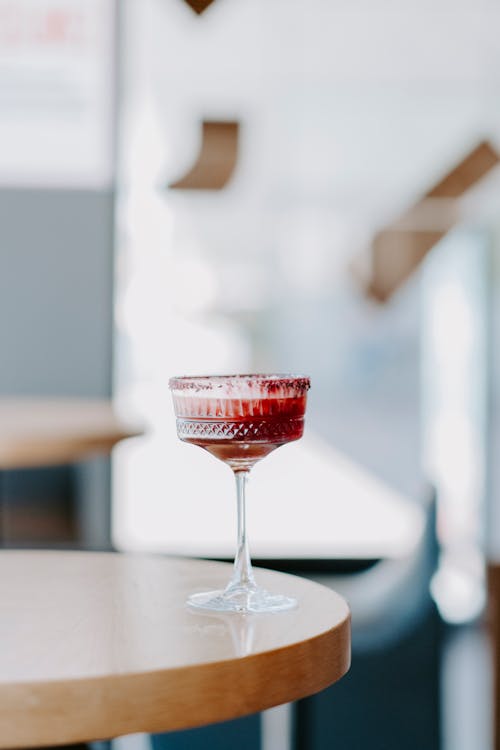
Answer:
top-left (0, 551), bottom-right (350, 748)
top-left (0, 398), bottom-right (142, 469)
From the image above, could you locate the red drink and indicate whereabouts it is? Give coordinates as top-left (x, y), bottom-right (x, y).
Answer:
top-left (170, 375), bottom-right (310, 470)
top-left (169, 374), bottom-right (310, 612)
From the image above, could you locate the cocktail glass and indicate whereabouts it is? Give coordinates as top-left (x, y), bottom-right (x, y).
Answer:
top-left (169, 374), bottom-right (310, 614)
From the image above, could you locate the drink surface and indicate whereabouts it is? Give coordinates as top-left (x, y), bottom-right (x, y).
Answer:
top-left (173, 394), bottom-right (307, 421)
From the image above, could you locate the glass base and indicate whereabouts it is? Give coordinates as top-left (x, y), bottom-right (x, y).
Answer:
top-left (187, 586), bottom-right (297, 614)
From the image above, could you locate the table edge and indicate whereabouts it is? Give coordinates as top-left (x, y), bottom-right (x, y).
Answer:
top-left (0, 551), bottom-right (351, 746)
top-left (0, 616), bottom-right (350, 746)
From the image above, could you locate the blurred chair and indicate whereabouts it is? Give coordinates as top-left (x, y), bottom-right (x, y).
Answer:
top-left (151, 715), bottom-right (260, 750)
top-left (295, 487), bottom-right (441, 750)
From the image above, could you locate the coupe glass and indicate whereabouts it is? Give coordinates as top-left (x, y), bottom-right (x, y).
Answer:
top-left (169, 373), bottom-right (310, 614)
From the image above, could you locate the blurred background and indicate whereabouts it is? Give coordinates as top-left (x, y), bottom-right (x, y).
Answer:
top-left (1, 0), bottom-right (500, 748)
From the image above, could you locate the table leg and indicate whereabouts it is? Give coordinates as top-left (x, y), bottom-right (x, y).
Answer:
top-left (262, 703), bottom-right (293, 750)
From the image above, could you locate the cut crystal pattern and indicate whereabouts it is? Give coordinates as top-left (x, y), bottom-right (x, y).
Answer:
top-left (176, 417), bottom-right (304, 442)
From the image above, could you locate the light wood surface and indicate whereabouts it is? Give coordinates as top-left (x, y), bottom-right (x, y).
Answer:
top-left (0, 398), bottom-right (141, 470)
top-left (0, 551), bottom-right (350, 747)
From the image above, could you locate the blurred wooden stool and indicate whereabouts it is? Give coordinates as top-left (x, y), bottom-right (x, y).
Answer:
top-left (0, 398), bottom-right (142, 544)
top-left (0, 398), bottom-right (141, 470)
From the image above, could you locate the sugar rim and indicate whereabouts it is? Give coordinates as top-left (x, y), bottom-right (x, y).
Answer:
top-left (169, 374), bottom-right (310, 393)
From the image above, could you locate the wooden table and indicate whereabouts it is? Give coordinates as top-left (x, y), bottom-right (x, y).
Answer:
top-left (0, 398), bottom-right (141, 470)
top-left (0, 551), bottom-right (350, 748)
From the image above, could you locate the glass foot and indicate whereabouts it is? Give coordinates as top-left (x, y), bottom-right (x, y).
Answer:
top-left (187, 586), bottom-right (297, 614)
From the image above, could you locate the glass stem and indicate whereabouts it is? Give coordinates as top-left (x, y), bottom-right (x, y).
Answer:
top-left (228, 469), bottom-right (257, 591)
